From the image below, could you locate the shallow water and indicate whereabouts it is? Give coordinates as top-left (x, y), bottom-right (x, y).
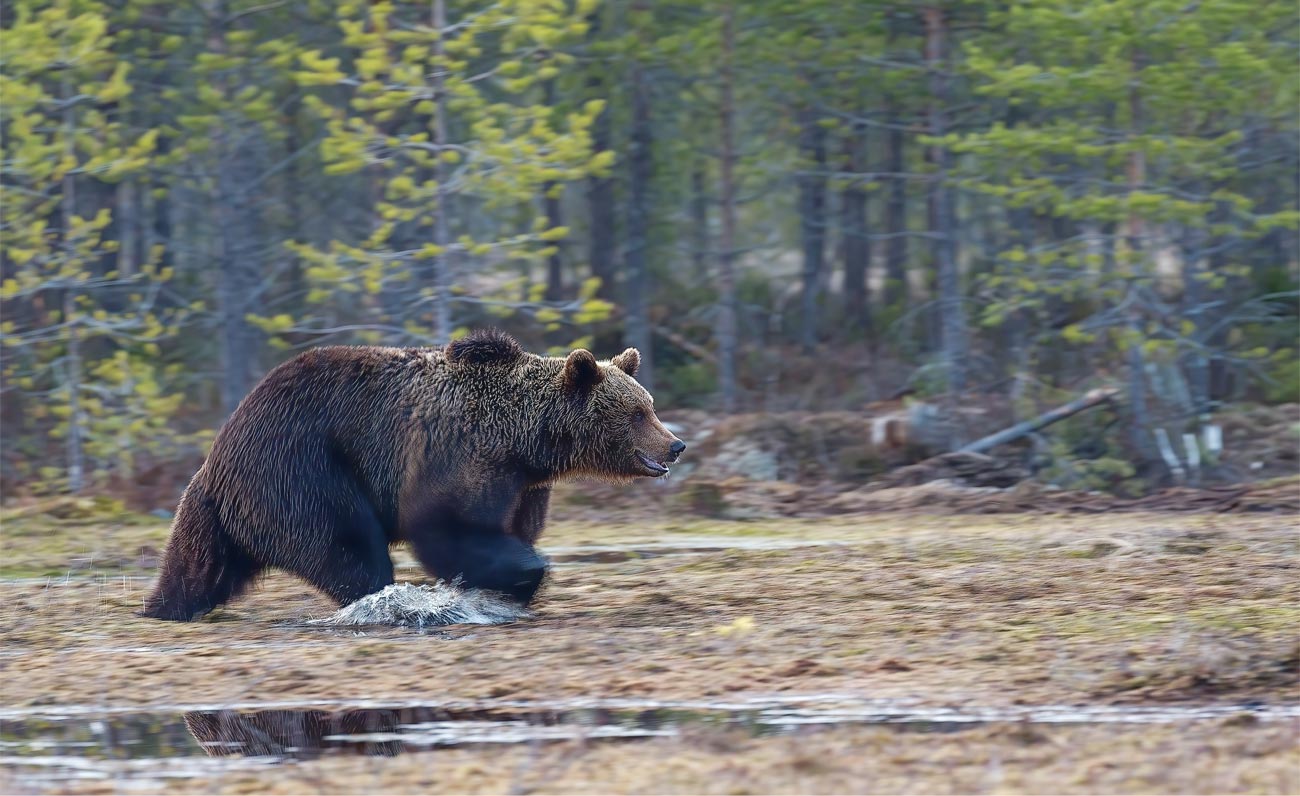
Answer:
top-left (3, 696), bottom-right (1296, 789)
top-left (546, 538), bottom-right (846, 566)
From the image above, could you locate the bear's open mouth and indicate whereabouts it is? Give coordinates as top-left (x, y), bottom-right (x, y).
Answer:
top-left (635, 451), bottom-right (670, 477)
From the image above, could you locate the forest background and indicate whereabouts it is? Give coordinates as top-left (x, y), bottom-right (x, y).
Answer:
top-left (2, 0), bottom-right (1297, 503)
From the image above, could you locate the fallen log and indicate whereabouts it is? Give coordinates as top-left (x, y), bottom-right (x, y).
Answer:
top-left (653, 324), bottom-right (719, 365)
top-left (958, 387), bottom-right (1121, 454)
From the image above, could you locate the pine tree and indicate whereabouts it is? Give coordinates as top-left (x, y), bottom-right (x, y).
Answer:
top-left (951, 0), bottom-right (1298, 471)
top-left (1, 0), bottom-right (188, 491)
top-left (285, 0), bottom-right (614, 350)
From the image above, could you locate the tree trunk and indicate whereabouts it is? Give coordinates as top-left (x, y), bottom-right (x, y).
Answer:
top-left (150, 135), bottom-right (172, 269)
top-left (585, 13), bottom-right (617, 299)
top-left (1003, 204), bottom-right (1036, 411)
top-left (115, 180), bottom-right (138, 277)
top-left (542, 79), bottom-right (565, 302)
top-left (797, 106), bottom-right (827, 353)
top-left (214, 143), bottom-right (258, 416)
top-left (210, 9), bottom-right (261, 415)
top-left (283, 94), bottom-right (306, 303)
top-left (715, 3), bottom-right (740, 413)
top-left (883, 14), bottom-right (908, 310)
top-left (1179, 216), bottom-right (1211, 415)
top-left (924, 5), bottom-right (967, 395)
top-left (1122, 52), bottom-right (1162, 475)
top-left (63, 293), bottom-right (86, 493)
top-left (61, 67), bottom-right (85, 492)
top-left (543, 189), bottom-right (565, 301)
top-left (884, 123), bottom-right (908, 310)
top-left (840, 122), bottom-right (870, 335)
top-left (690, 163), bottom-right (709, 278)
top-left (429, 0), bottom-right (454, 345)
top-left (1125, 316), bottom-right (1158, 474)
top-left (624, 49), bottom-right (654, 390)
top-left (1204, 224), bottom-right (1234, 403)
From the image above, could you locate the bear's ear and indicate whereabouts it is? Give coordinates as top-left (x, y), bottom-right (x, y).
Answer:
top-left (563, 349), bottom-right (604, 394)
top-left (611, 348), bottom-right (640, 377)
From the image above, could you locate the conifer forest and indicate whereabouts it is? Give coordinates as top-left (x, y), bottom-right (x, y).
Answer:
top-left (2, 0), bottom-right (1297, 498)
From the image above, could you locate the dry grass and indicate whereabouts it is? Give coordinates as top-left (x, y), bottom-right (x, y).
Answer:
top-left (1, 508), bottom-right (1297, 793)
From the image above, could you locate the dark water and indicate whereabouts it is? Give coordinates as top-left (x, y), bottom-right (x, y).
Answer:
top-left (1, 706), bottom-right (685, 762)
top-left (549, 546), bottom-right (728, 564)
top-left (2, 699), bottom-right (1297, 788)
top-left (545, 538), bottom-right (834, 565)
top-left (3, 699), bottom-right (1297, 759)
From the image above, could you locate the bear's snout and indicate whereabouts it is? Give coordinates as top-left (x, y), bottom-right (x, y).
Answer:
top-left (669, 439), bottom-right (686, 460)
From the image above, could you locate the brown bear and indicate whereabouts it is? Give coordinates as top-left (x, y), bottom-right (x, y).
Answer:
top-left (142, 329), bottom-right (685, 621)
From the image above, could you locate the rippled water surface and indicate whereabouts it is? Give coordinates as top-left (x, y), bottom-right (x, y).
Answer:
top-left (3, 695), bottom-right (1296, 788)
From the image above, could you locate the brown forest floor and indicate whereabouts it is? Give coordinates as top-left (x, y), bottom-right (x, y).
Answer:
top-left (1, 507), bottom-right (1298, 793)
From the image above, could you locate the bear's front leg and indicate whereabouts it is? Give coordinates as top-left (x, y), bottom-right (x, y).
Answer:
top-left (408, 524), bottom-right (547, 605)
top-left (401, 476), bottom-right (549, 605)
top-left (511, 486), bottom-right (551, 546)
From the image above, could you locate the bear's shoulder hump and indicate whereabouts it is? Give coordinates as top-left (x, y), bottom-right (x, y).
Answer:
top-left (445, 328), bottom-right (524, 366)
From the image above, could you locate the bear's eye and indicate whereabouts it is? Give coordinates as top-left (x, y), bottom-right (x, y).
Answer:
top-left (632, 409), bottom-right (647, 423)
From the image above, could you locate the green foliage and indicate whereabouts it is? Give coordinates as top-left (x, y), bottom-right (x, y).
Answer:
top-left (275, 0), bottom-right (612, 346)
top-left (655, 362), bottom-right (715, 410)
top-left (1039, 444), bottom-right (1141, 496)
top-left (1034, 403), bottom-right (1143, 494)
top-left (1262, 353), bottom-right (1300, 404)
top-left (1, 0), bottom-right (191, 492)
top-left (953, 0), bottom-right (1297, 450)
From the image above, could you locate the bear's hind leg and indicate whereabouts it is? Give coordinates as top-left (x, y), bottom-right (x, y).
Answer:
top-left (143, 487), bottom-right (261, 621)
top-left (294, 499), bottom-right (395, 607)
top-left (304, 538), bottom-right (394, 606)
top-left (145, 549), bottom-right (260, 621)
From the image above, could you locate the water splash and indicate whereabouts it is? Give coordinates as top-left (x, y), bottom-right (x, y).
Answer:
top-left (307, 582), bottom-right (528, 628)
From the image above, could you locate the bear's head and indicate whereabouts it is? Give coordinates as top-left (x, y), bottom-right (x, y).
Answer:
top-left (560, 346), bottom-right (686, 481)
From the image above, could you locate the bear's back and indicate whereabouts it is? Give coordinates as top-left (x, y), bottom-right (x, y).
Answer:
top-left (196, 345), bottom-right (449, 535)
top-left (206, 346), bottom-right (439, 481)
top-left (230, 345), bottom-right (428, 427)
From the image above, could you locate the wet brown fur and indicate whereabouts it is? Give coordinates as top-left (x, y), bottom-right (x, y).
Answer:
top-left (142, 330), bottom-right (682, 621)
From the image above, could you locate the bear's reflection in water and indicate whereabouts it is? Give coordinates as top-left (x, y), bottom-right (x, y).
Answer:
top-left (182, 706), bottom-right (669, 759)
top-left (184, 709), bottom-right (406, 758)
